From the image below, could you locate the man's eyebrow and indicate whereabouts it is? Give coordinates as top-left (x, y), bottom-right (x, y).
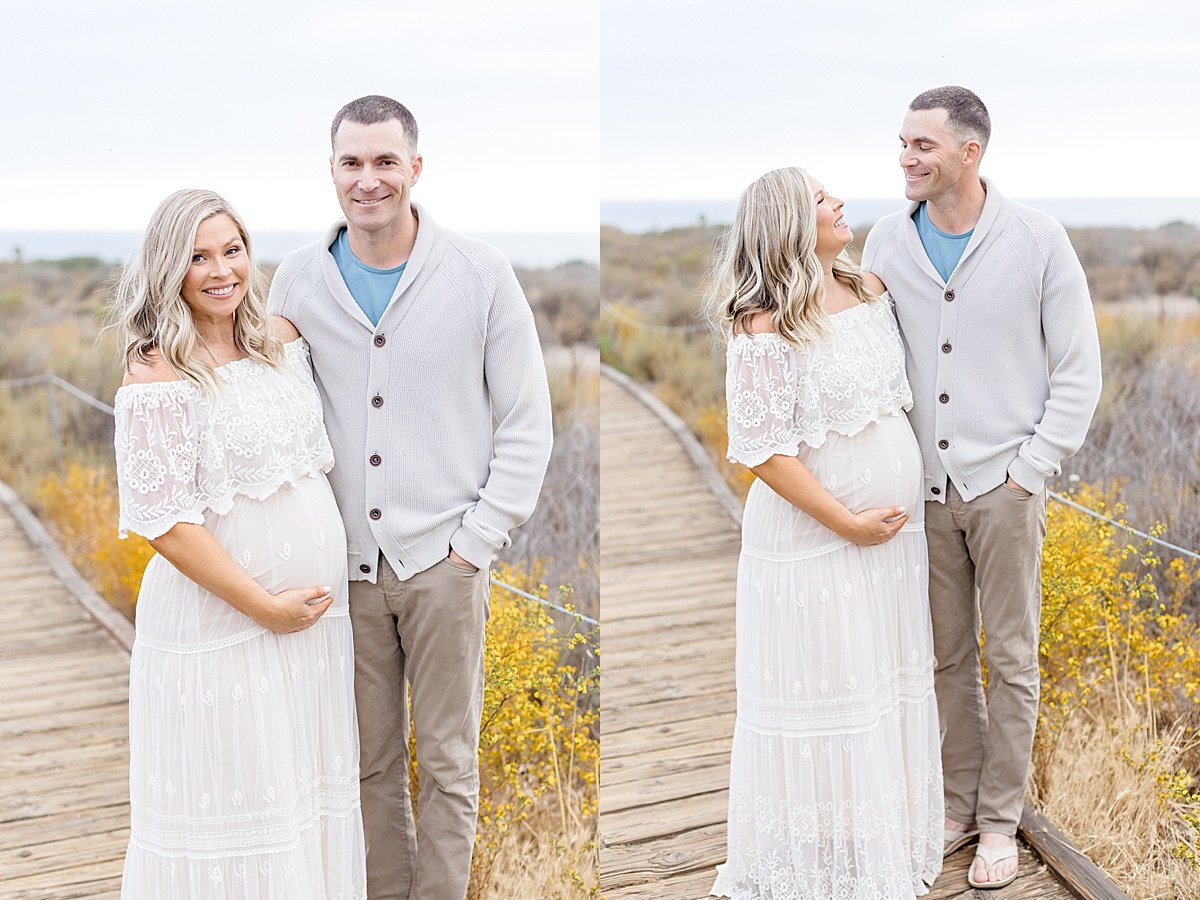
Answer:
top-left (901, 134), bottom-right (937, 144)
top-left (336, 151), bottom-right (402, 163)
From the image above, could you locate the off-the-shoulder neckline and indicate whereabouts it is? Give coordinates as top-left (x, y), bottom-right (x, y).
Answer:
top-left (115, 338), bottom-right (306, 395)
top-left (731, 296), bottom-right (886, 341)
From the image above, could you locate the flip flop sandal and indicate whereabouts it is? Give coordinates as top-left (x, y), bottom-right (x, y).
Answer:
top-left (943, 825), bottom-right (979, 857)
top-left (966, 841), bottom-right (1019, 889)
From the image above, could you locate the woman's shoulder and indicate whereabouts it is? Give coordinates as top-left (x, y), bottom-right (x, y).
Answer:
top-left (121, 350), bottom-right (182, 387)
top-left (861, 271), bottom-right (887, 297)
top-left (269, 315), bottom-right (301, 342)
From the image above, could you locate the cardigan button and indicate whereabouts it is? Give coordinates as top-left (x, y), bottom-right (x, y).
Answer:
top-left (373, 334), bottom-right (386, 347)
top-left (938, 393), bottom-right (950, 404)
top-left (944, 290), bottom-right (955, 302)
top-left (371, 395), bottom-right (384, 408)
top-left (941, 342), bottom-right (952, 353)
top-left (370, 508), bottom-right (382, 520)
top-left (938, 439), bottom-right (949, 449)
top-left (931, 486), bottom-right (942, 495)
top-left (359, 563), bottom-right (371, 574)
top-left (369, 454), bottom-right (382, 466)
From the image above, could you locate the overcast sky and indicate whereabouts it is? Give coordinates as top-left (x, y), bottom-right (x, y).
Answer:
top-left (2, 2), bottom-right (598, 233)
top-left (5, 3), bottom-right (1197, 238)
top-left (603, 0), bottom-right (1200, 201)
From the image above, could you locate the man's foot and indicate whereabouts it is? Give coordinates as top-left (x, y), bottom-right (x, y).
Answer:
top-left (967, 832), bottom-right (1019, 889)
top-left (942, 816), bottom-right (978, 857)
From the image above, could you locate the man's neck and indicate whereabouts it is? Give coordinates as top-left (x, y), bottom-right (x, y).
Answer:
top-left (347, 208), bottom-right (419, 269)
top-left (924, 177), bottom-right (987, 235)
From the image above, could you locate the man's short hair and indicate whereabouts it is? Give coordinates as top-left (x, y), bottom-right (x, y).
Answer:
top-left (910, 86), bottom-right (990, 153)
top-left (330, 95), bottom-right (419, 156)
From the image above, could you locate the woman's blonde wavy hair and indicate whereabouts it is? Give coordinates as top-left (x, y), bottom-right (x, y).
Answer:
top-left (705, 167), bottom-right (877, 345)
top-left (114, 188), bottom-right (283, 393)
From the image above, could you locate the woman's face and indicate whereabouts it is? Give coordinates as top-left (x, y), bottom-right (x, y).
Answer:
top-left (180, 214), bottom-right (250, 323)
top-left (810, 179), bottom-right (853, 260)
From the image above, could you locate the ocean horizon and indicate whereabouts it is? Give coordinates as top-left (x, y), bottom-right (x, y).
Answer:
top-left (0, 230), bottom-right (599, 270)
top-left (602, 197), bottom-right (1200, 233)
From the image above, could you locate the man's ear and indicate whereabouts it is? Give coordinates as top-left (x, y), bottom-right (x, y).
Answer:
top-left (410, 154), bottom-right (423, 186)
top-left (962, 139), bottom-right (983, 167)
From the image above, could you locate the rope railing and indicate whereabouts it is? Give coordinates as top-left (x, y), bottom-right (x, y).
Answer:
top-left (1048, 489), bottom-right (1200, 563)
top-left (0, 374), bottom-right (598, 632)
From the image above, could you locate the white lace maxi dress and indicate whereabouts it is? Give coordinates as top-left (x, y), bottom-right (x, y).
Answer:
top-left (711, 298), bottom-right (943, 899)
top-left (114, 339), bottom-right (366, 899)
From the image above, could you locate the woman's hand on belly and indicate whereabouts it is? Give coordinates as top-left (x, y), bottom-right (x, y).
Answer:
top-left (149, 522), bottom-right (335, 633)
top-left (257, 585), bottom-right (337, 634)
top-left (751, 453), bottom-right (909, 547)
top-left (841, 506), bottom-right (909, 546)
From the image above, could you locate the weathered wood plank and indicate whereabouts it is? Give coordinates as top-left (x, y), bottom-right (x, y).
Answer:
top-left (0, 480), bottom-right (132, 896)
top-left (1020, 805), bottom-right (1131, 900)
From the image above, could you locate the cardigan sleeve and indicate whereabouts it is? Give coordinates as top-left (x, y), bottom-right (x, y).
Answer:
top-left (449, 259), bottom-right (554, 569)
top-left (1007, 223), bottom-right (1103, 493)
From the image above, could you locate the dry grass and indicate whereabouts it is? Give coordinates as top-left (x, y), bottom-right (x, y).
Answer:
top-left (472, 784), bottom-right (598, 899)
top-left (1032, 685), bottom-right (1200, 899)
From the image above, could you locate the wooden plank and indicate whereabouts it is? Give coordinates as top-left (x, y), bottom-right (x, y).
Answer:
top-left (600, 760), bottom-right (730, 814)
top-left (602, 711), bottom-right (736, 760)
top-left (601, 689), bottom-right (737, 735)
top-left (601, 790), bottom-right (728, 847)
top-left (0, 806), bottom-right (129, 848)
top-left (0, 827), bottom-right (131, 881)
top-left (1020, 804), bottom-right (1131, 899)
top-left (600, 823), bottom-right (727, 890)
top-left (603, 867), bottom-right (717, 900)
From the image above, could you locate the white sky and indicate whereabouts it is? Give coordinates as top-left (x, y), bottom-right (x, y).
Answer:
top-left (603, 0), bottom-right (1200, 201)
top-left (1, 2), bottom-right (598, 233)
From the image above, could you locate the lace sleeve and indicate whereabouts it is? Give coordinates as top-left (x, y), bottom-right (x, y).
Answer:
top-left (725, 335), bottom-right (803, 468)
top-left (114, 384), bottom-right (207, 540)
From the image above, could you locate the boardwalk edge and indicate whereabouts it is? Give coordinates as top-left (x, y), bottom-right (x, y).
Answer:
top-left (0, 477), bottom-right (134, 653)
top-left (601, 364), bottom-right (743, 528)
top-left (1019, 803), bottom-right (1131, 900)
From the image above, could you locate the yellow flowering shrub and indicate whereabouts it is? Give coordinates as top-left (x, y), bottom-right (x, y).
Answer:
top-left (1036, 483), bottom-right (1200, 869)
top-left (35, 463), bottom-right (151, 618)
top-left (470, 561), bottom-right (599, 896)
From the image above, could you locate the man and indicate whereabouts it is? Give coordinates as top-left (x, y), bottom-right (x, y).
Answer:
top-left (268, 95), bottom-right (553, 900)
top-left (861, 86), bottom-right (1101, 889)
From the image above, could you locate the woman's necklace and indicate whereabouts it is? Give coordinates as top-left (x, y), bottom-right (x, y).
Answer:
top-left (196, 332), bottom-right (235, 367)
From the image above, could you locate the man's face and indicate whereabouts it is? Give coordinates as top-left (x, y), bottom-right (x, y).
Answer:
top-left (330, 119), bottom-right (422, 236)
top-left (898, 107), bottom-right (973, 203)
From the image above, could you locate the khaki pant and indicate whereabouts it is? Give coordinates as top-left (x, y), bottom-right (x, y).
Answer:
top-left (925, 482), bottom-right (1046, 835)
top-left (349, 553), bottom-right (490, 900)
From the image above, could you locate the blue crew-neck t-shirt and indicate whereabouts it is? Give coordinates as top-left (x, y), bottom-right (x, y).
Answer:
top-left (913, 202), bottom-right (973, 283)
top-left (329, 227), bottom-right (407, 327)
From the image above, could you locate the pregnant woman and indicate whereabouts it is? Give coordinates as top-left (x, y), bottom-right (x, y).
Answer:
top-left (707, 168), bottom-right (943, 898)
top-left (113, 189), bottom-right (366, 897)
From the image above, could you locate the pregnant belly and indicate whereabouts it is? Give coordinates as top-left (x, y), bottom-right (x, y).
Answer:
top-left (798, 414), bottom-right (924, 518)
top-left (741, 413), bottom-right (924, 557)
top-left (133, 474), bottom-right (349, 649)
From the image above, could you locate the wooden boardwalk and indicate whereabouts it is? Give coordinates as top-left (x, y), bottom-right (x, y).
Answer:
top-left (598, 368), bottom-right (1113, 899)
top-left (0, 481), bottom-right (132, 898)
